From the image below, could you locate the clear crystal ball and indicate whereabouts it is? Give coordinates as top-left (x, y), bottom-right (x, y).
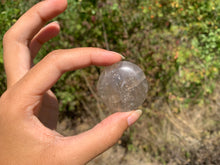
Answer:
top-left (97, 61), bottom-right (148, 111)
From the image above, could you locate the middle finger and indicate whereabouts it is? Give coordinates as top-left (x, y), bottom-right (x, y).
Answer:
top-left (3, 0), bottom-right (67, 87)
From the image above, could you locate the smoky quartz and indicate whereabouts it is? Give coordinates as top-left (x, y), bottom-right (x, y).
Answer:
top-left (97, 61), bottom-right (148, 111)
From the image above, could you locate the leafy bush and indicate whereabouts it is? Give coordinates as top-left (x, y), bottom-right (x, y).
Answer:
top-left (1, 0), bottom-right (220, 112)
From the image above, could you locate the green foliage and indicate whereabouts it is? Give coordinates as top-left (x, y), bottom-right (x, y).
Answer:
top-left (0, 0), bottom-right (220, 110)
top-left (138, 0), bottom-right (220, 106)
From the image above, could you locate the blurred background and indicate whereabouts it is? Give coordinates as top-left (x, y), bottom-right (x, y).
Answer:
top-left (0, 0), bottom-right (219, 164)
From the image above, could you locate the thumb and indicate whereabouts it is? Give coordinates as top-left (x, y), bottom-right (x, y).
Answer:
top-left (56, 110), bottom-right (142, 165)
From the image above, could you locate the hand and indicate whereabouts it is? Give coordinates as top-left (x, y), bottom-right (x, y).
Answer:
top-left (0, 0), bottom-right (142, 164)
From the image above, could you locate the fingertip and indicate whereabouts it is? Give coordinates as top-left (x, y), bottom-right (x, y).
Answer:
top-left (47, 0), bottom-right (68, 11)
top-left (90, 49), bottom-right (123, 66)
top-left (48, 21), bottom-right (60, 33)
top-left (127, 110), bottom-right (143, 126)
top-left (29, 21), bottom-right (61, 57)
top-left (53, 21), bottom-right (60, 27)
top-left (38, 0), bottom-right (68, 20)
top-left (109, 51), bottom-right (125, 60)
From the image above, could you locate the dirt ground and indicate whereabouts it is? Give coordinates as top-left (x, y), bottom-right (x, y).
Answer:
top-left (57, 117), bottom-right (155, 165)
top-left (56, 84), bottom-right (220, 165)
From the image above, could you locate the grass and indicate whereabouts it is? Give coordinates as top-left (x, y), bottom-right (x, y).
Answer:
top-left (123, 84), bottom-right (220, 164)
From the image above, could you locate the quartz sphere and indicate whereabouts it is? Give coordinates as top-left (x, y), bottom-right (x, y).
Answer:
top-left (97, 61), bottom-right (148, 111)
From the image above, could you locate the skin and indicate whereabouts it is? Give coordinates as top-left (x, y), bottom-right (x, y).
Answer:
top-left (0, 0), bottom-right (142, 164)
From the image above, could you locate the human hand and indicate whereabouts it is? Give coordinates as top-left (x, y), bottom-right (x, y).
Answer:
top-left (0, 0), bottom-right (142, 164)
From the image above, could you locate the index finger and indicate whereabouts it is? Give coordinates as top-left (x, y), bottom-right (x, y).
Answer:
top-left (16, 48), bottom-right (123, 96)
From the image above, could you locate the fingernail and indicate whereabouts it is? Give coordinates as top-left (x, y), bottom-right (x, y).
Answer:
top-left (54, 21), bottom-right (59, 25)
top-left (108, 51), bottom-right (125, 59)
top-left (120, 54), bottom-right (126, 60)
top-left (127, 110), bottom-right (142, 126)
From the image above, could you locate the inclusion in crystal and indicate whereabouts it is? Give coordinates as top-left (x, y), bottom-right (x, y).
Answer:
top-left (97, 61), bottom-right (148, 111)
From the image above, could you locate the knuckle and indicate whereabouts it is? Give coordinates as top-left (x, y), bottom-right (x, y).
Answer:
top-left (48, 49), bottom-right (66, 60)
top-left (3, 30), bottom-right (11, 44)
top-left (0, 90), bottom-right (11, 115)
top-left (3, 28), bottom-right (14, 42)
top-left (46, 50), bottom-right (60, 64)
top-left (0, 90), bottom-right (21, 125)
top-left (0, 88), bottom-right (29, 117)
top-left (0, 90), bottom-right (10, 102)
top-left (0, 89), bottom-right (16, 106)
top-left (49, 49), bottom-right (63, 57)
top-left (46, 49), bottom-right (64, 70)
top-left (3, 28), bottom-right (17, 48)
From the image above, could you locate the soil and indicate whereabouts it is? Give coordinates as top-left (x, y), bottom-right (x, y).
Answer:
top-left (57, 113), bottom-right (220, 165)
top-left (57, 117), bottom-right (155, 165)
top-left (56, 84), bottom-right (220, 165)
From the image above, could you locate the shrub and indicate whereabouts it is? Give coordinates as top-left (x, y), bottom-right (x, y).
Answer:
top-left (0, 0), bottom-right (219, 113)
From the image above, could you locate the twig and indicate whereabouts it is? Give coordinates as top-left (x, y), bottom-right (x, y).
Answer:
top-left (80, 99), bottom-right (97, 122)
top-left (117, 1), bottom-right (128, 37)
top-left (81, 72), bottom-right (106, 120)
top-left (102, 22), bottom-right (110, 50)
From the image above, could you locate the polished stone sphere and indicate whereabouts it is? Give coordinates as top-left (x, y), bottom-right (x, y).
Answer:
top-left (97, 61), bottom-right (148, 111)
